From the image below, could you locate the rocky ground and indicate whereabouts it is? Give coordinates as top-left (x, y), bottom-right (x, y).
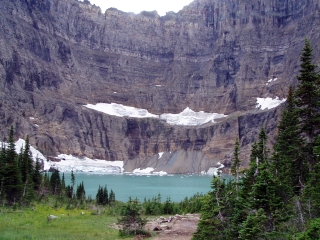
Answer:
top-left (145, 214), bottom-right (200, 240)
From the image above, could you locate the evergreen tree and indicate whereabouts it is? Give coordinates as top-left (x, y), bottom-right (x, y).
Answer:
top-left (60, 172), bottom-right (66, 195)
top-left (16, 147), bottom-right (23, 173)
top-left (96, 185), bottom-right (102, 204)
top-left (303, 135), bottom-right (320, 219)
top-left (103, 185), bottom-right (108, 205)
top-left (3, 157), bottom-right (22, 204)
top-left (295, 39), bottom-right (320, 169)
top-left (272, 86), bottom-right (304, 199)
top-left (231, 137), bottom-right (241, 198)
top-left (109, 189), bottom-right (115, 205)
top-left (257, 127), bottom-right (268, 164)
top-left (163, 197), bottom-right (174, 215)
top-left (22, 174), bottom-right (35, 204)
top-left (297, 217), bottom-right (320, 239)
top-left (50, 169), bottom-right (61, 195)
top-left (239, 208), bottom-right (268, 240)
top-left (241, 141), bottom-right (258, 198)
top-left (0, 144), bottom-right (5, 201)
top-left (5, 126), bottom-right (16, 165)
top-left (65, 185), bottom-right (72, 198)
top-left (76, 181), bottom-right (86, 200)
top-left (249, 161), bottom-right (285, 233)
top-left (96, 185), bottom-right (108, 205)
top-left (42, 171), bottom-right (51, 195)
top-left (32, 158), bottom-right (42, 192)
top-left (118, 197), bottom-right (147, 236)
top-left (3, 127), bottom-right (23, 204)
top-left (193, 172), bottom-right (234, 239)
top-left (21, 136), bottom-right (33, 183)
top-left (71, 170), bottom-right (75, 199)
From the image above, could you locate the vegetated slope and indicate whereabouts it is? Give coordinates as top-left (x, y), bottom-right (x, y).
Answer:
top-left (0, 0), bottom-right (319, 172)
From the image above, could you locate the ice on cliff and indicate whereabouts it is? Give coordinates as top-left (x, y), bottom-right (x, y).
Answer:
top-left (84, 103), bottom-right (227, 126)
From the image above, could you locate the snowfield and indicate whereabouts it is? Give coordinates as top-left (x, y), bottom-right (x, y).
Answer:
top-left (256, 97), bottom-right (286, 110)
top-left (84, 103), bottom-right (227, 126)
top-left (2, 139), bottom-right (223, 175)
top-left (2, 98), bottom-right (283, 174)
top-left (51, 154), bottom-right (124, 173)
top-left (160, 107), bottom-right (227, 126)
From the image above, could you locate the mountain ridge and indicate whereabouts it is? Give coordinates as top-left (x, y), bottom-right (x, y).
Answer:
top-left (0, 0), bottom-right (319, 172)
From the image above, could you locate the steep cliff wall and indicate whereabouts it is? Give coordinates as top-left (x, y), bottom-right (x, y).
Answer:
top-left (0, 0), bottom-right (319, 172)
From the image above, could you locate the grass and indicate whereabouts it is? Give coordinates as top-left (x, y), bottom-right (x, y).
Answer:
top-left (0, 203), bottom-right (125, 240)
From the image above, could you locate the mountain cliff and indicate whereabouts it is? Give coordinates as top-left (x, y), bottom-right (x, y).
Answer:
top-left (0, 0), bottom-right (320, 173)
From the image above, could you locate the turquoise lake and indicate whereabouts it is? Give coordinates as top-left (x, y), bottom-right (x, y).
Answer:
top-left (62, 173), bottom-right (215, 202)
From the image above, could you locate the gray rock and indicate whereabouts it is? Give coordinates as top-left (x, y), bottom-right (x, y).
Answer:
top-left (0, 0), bottom-right (318, 171)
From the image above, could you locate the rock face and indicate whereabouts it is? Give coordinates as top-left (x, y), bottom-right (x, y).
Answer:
top-left (0, 0), bottom-right (319, 172)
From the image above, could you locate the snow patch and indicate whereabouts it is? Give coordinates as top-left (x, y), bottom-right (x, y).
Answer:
top-left (256, 97), bottom-right (286, 110)
top-left (1, 139), bottom-right (124, 173)
top-left (160, 107), bottom-right (227, 126)
top-left (158, 152), bottom-right (164, 159)
top-left (132, 167), bottom-right (155, 175)
top-left (0, 139), bottom-right (50, 170)
top-left (84, 103), bottom-right (227, 126)
top-left (266, 78), bottom-right (278, 85)
top-left (51, 154), bottom-right (124, 173)
top-left (202, 162), bottom-right (225, 176)
top-left (85, 103), bottom-right (158, 119)
top-left (153, 171), bottom-right (168, 175)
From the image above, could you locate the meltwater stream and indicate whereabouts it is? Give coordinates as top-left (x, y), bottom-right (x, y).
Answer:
top-left (63, 173), bottom-right (215, 202)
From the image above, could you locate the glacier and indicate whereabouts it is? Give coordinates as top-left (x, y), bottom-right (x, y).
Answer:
top-left (84, 103), bottom-right (227, 126)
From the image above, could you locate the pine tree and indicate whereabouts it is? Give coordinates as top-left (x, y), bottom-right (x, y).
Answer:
top-left (303, 136), bottom-right (320, 219)
top-left (163, 197), bottom-right (174, 215)
top-left (193, 172), bottom-right (234, 239)
top-left (76, 181), bottom-right (86, 200)
top-left (249, 161), bottom-right (285, 233)
top-left (241, 141), bottom-right (258, 198)
top-left (71, 170), bottom-right (75, 199)
top-left (5, 126), bottom-right (16, 165)
top-left (103, 185), bottom-right (108, 205)
top-left (109, 189), bottom-right (115, 205)
top-left (231, 137), bottom-right (241, 198)
top-left (3, 127), bottom-right (23, 204)
top-left (257, 127), bottom-right (268, 164)
top-left (0, 144), bottom-right (5, 202)
top-left (32, 158), bottom-right (42, 192)
top-left (50, 169), bottom-right (61, 195)
top-left (96, 185), bottom-right (102, 204)
top-left (295, 39), bottom-right (320, 170)
top-left (60, 172), bottom-right (66, 195)
top-left (118, 197), bottom-right (147, 236)
top-left (239, 128), bottom-right (287, 238)
top-left (272, 86), bottom-right (304, 199)
top-left (22, 174), bottom-right (35, 204)
top-left (96, 185), bottom-right (108, 205)
top-left (21, 136), bottom-right (33, 183)
top-left (239, 208), bottom-right (268, 240)
top-left (16, 147), bottom-right (23, 173)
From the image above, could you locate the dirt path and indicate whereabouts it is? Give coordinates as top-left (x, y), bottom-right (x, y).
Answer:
top-left (145, 214), bottom-right (200, 240)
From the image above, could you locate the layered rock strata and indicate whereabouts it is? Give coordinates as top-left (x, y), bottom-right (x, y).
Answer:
top-left (0, 0), bottom-right (319, 172)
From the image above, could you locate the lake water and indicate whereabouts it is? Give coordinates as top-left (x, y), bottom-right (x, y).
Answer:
top-left (62, 173), bottom-right (215, 202)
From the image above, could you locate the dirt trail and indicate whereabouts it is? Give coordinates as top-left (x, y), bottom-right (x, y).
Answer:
top-left (145, 214), bottom-right (200, 240)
